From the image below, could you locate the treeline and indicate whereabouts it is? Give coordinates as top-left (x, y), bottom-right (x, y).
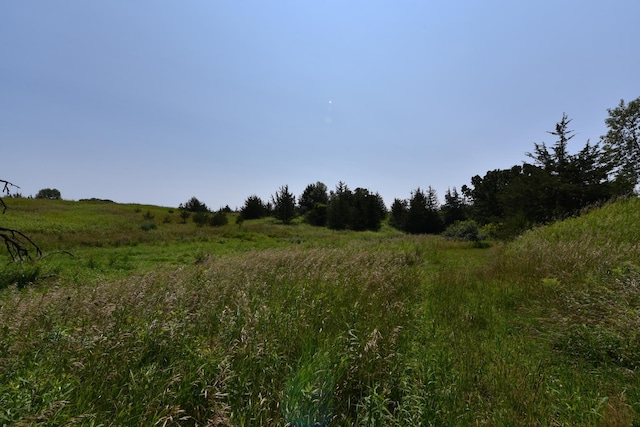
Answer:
top-left (181, 97), bottom-right (640, 238)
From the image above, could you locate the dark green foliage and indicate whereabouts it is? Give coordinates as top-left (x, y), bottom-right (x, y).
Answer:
top-left (463, 168), bottom-right (517, 226)
top-left (465, 114), bottom-right (628, 237)
top-left (350, 188), bottom-right (386, 231)
top-left (178, 209), bottom-right (191, 224)
top-left (192, 211), bottom-right (209, 227)
top-left (271, 185), bottom-right (296, 225)
top-left (304, 203), bottom-right (328, 226)
top-left (326, 183), bottom-right (386, 231)
top-left (300, 182), bottom-right (329, 226)
top-left (443, 220), bottom-right (483, 243)
top-left (241, 195), bottom-right (268, 220)
top-left (442, 187), bottom-right (469, 227)
top-left (209, 210), bottom-right (228, 227)
top-left (35, 188), bottom-right (61, 200)
top-left (389, 198), bottom-right (408, 230)
top-left (140, 221), bottom-right (157, 231)
top-left (601, 96), bottom-right (640, 186)
top-left (299, 182), bottom-right (329, 213)
top-left (142, 210), bottom-right (154, 220)
top-left (404, 187), bottom-right (443, 234)
top-left (181, 197), bottom-right (209, 213)
top-left (327, 182), bottom-right (353, 230)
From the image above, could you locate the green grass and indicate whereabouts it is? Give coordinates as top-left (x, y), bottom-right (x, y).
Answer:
top-left (1, 197), bottom-right (639, 425)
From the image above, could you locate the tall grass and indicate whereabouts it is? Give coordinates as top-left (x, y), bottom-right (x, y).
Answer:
top-left (1, 197), bottom-right (639, 425)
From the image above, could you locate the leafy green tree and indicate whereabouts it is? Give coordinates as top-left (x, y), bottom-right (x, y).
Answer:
top-left (272, 185), bottom-right (296, 225)
top-left (299, 182), bottom-right (329, 213)
top-left (463, 168), bottom-right (514, 225)
top-left (299, 182), bottom-right (329, 226)
top-left (304, 203), bottom-right (328, 227)
top-left (241, 195), bottom-right (268, 220)
top-left (35, 188), bottom-right (61, 200)
top-left (601, 97), bottom-right (640, 188)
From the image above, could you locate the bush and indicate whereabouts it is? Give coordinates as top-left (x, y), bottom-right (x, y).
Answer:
top-left (443, 220), bottom-right (484, 242)
top-left (140, 221), bottom-right (157, 231)
top-left (209, 210), bottom-right (228, 227)
top-left (192, 211), bottom-right (210, 227)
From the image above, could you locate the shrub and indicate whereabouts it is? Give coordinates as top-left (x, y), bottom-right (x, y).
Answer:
top-left (443, 220), bottom-right (484, 242)
top-left (192, 211), bottom-right (210, 227)
top-left (209, 210), bottom-right (228, 227)
top-left (140, 221), bottom-right (157, 231)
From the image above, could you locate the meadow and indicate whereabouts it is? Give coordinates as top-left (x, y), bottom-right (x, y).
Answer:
top-left (1, 197), bottom-right (639, 426)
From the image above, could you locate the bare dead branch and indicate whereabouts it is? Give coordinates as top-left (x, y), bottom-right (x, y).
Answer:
top-left (1, 179), bottom-right (20, 214)
top-left (0, 226), bottom-right (42, 262)
top-left (1, 180), bottom-right (41, 261)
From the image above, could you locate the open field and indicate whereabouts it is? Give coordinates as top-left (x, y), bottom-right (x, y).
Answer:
top-left (1, 198), bottom-right (640, 425)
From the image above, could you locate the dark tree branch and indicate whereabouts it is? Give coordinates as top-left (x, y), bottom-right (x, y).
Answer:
top-left (1, 179), bottom-right (19, 214)
top-left (1, 179), bottom-right (42, 261)
top-left (0, 227), bottom-right (42, 261)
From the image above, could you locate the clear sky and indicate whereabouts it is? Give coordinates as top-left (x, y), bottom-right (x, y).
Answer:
top-left (2, 1), bottom-right (639, 209)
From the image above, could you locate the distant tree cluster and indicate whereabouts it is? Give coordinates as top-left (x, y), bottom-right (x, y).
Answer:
top-left (178, 196), bottom-right (228, 227)
top-left (36, 188), bottom-right (61, 200)
top-left (177, 96), bottom-right (639, 239)
top-left (233, 181), bottom-right (387, 231)
top-left (462, 109), bottom-right (638, 237)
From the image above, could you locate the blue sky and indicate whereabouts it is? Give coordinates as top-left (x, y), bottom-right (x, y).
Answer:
top-left (2, 1), bottom-right (639, 209)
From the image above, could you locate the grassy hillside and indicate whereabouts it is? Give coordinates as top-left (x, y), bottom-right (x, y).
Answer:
top-left (0, 197), bottom-right (639, 425)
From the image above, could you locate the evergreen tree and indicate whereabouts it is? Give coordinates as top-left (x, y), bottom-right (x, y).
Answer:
top-left (327, 182), bottom-right (353, 230)
top-left (351, 188), bottom-right (386, 231)
top-left (272, 185), bottom-right (296, 225)
top-left (404, 187), bottom-right (443, 234)
top-left (389, 198), bottom-right (408, 230)
top-left (441, 187), bottom-right (468, 227)
top-left (241, 195), bottom-right (268, 220)
top-left (182, 196), bottom-right (209, 213)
